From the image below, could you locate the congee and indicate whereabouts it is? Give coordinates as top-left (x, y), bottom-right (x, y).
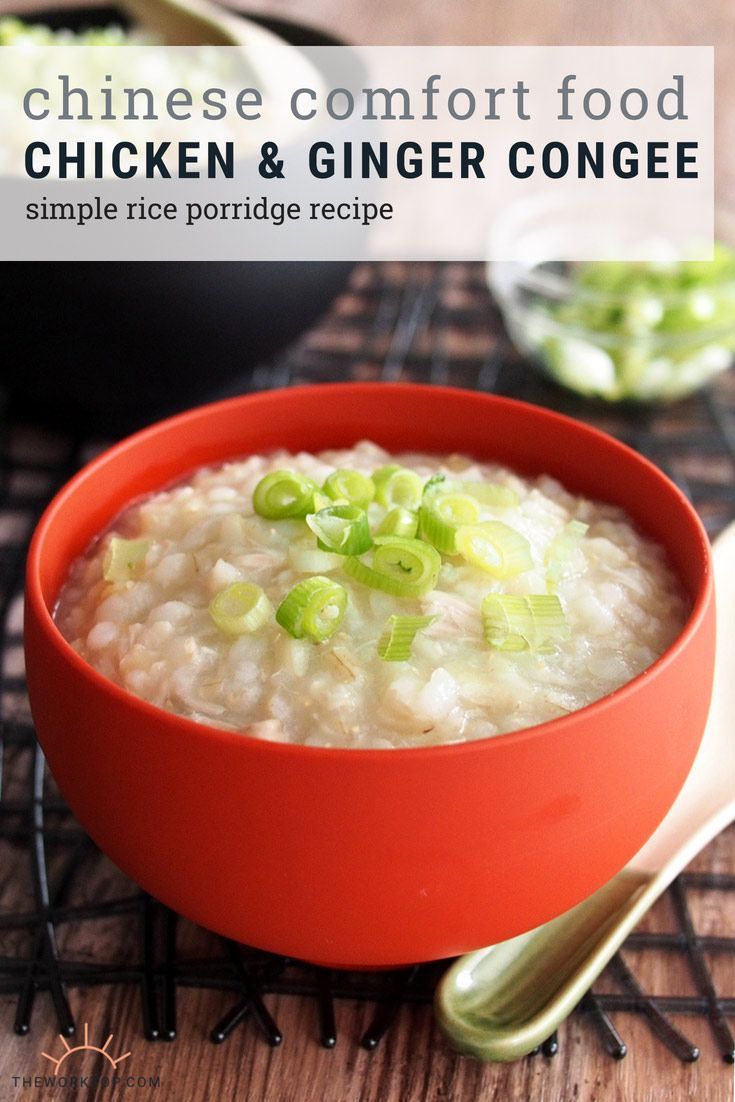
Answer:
top-left (55, 441), bottom-right (687, 748)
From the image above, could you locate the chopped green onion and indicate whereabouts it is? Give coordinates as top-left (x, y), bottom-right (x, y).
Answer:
top-left (312, 490), bottom-right (335, 512)
top-left (423, 474), bottom-right (521, 511)
top-left (536, 246), bottom-right (735, 402)
top-left (482, 593), bottom-right (569, 652)
top-left (419, 493), bottom-right (480, 554)
top-left (372, 465), bottom-right (424, 511)
top-left (433, 494), bottom-right (480, 525)
top-left (376, 506), bottom-right (419, 538)
top-left (306, 505), bottom-right (373, 556)
top-left (377, 614), bottom-right (438, 661)
top-left (323, 468), bottom-right (375, 509)
top-left (276, 576), bottom-right (348, 642)
top-left (103, 537), bottom-right (149, 583)
top-left (527, 594), bottom-right (572, 652)
top-left (545, 520), bottom-right (589, 592)
top-left (343, 536), bottom-right (441, 598)
top-left (481, 594), bottom-right (534, 651)
top-left (288, 543), bottom-right (343, 574)
top-left (422, 472), bottom-right (447, 497)
top-left (463, 482), bottom-right (521, 509)
top-left (455, 522), bottom-right (533, 578)
top-left (209, 582), bottom-right (272, 635)
top-left (252, 470), bottom-right (317, 519)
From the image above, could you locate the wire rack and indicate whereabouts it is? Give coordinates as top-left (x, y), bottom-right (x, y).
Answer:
top-left (2, 261), bottom-right (735, 1065)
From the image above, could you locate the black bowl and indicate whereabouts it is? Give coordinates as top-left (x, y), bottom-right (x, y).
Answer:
top-left (1, 8), bottom-right (354, 432)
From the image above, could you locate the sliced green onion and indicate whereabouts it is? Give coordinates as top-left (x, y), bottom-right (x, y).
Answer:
top-left (481, 594), bottom-right (535, 651)
top-left (306, 505), bottom-right (373, 556)
top-left (537, 246), bottom-right (735, 401)
top-left (312, 490), bottom-right (335, 512)
top-left (323, 468), bottom-right (375, 509)
top-left (377, 614), bottom-right (438, 661)
top-left (433, 493), bottom-right (480, 525)
top-left (103, 537), bottom-right (150, 583)
top-left (372, 465), bottom-right (424, 511)
top-left (422, 472), bottom-right (447, 497)
top-left (343, 536), bottom-right (441, 598)
top-left (423, 475), bottom-right (521, 511)
top-left (376, 506), bottom-right (419, 538)
top-left (288, 543), bottom-right (343, 573)
top-left (545, 520), bottom-right (589, 592)
top-left (276, 576), bottom-right (348, 642)
top-left (252, 470), bottom-right (317, 519)
top-left (463, 482), bottom-right (521, 509)
top-left (482, 593), bottom-right (569, 652)
top-left (527, 594), bottom-right (572, 652)
top-left (419, 493), bottom-right (480, 554)
top-left (209, 582), bottom-right (272, 635)
top-left (455, 522), bottom-right (533, 578)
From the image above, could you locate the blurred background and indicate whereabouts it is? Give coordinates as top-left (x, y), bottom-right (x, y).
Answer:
top-left (1, 0), bottom-right (734, 430)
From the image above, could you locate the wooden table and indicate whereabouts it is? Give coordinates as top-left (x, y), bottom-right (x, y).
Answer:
top-left (1, 2), bottom-right (734, 1099)
top-left (1, 829), bottom-right (734, 1102)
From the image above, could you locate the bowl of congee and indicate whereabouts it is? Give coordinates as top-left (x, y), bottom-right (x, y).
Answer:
top-left (24, 384), bottom-right (714, 967)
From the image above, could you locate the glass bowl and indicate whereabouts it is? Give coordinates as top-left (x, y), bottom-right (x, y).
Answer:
top-left (488, 198), bottom-right (735, 403)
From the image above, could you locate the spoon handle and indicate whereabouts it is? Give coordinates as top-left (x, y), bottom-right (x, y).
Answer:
top-left (122, 0), bottom-right (251, 46)
top-left (435, 866), bottom-right (672, 1062)
top-left (435, 520), bottom-right (735, 1063)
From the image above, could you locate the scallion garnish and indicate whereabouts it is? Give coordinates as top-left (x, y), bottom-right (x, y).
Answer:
top-left (275, 576), bottom-right (348, 642)
top-left (376, 506), bottom-right (419, 539)
top-left (306, 505), bottom-right (373, 556)
top-left (526, 594), bottom-right (572, 652)
top-left (377, 614), bottom-right (438, 661)
top-left (312, 490), bottom-right (335, 511)
top-left (252, 470), bottom-right (317, 519)
top-left (422, 472), bottom-right (447, 497)
top-left (323, 468), bottom-right (375, 509)
top-left (209, 582), bottom-right (272, 635)
top-left (545, 520), bottom-right (589, 592)
top-left (455, 522), bottom-right (533, 578)
top-left (103, 537), bottom-right (150, 583)
top-left (288, 543), bottom-right (343, 573)
top-left (481, 594), bottom-right (534, 651)
top-left (482, 593), bottom-right (569, 652)
top-left (463, 482), bottom-right (521, 508)
top-left (419, 492), bottom-right (480, 554)
top-left (343, 536), bottom-right (441, 598)
top-left (372, 465), bottom-right (425, 511)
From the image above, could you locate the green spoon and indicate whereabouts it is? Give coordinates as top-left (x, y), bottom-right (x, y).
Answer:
top-left (435, 520), bottom-right (735, 1063)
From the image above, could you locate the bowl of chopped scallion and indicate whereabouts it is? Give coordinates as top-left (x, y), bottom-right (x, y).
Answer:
top-left (488, 202), bottom-right (735, 402)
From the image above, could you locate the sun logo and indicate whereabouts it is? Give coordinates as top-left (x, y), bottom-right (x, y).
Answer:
top-left (41, 1023), bottom-right (131, 1074)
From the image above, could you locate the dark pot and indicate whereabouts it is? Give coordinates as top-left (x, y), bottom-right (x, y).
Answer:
top-left (1, 8), bottom-right (355, 432)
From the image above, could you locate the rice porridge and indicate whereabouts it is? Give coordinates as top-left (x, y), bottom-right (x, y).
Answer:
top-left (55, 441), bottom-right (688, 748)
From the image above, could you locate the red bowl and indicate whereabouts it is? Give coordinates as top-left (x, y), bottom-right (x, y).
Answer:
top-left (24, 383), bottom-right (715, 967)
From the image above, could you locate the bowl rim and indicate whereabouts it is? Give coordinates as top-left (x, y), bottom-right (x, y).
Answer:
top-left (494, 289), bottom-right (735, 352)
top-left (25, 381), bottom-right (714, 761)
top-left (492, 252), bottom-right (735, 311)
top-left (487, 195), bottom-right (735, 313)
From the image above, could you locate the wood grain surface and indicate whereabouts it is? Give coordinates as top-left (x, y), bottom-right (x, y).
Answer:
top-left (1, 831), bottom-right (734, 1102)
top-left (1, 1), bottom-right (734, 1100)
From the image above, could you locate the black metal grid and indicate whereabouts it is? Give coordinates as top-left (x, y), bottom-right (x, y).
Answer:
top-left (2, 261), bottom-right (735, 1064)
